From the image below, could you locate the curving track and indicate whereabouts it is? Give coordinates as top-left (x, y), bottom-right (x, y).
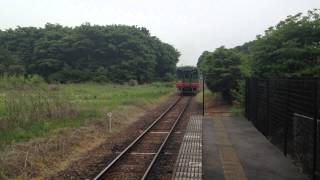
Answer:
top-left (94, 96), bottom-right (191, 180)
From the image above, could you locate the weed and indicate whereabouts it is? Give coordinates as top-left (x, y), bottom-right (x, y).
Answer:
top-left (229, 105), bottom-right (244, 116)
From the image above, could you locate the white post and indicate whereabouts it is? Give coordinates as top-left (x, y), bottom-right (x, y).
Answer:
top-left (107, 112), bottom-right (112, 132)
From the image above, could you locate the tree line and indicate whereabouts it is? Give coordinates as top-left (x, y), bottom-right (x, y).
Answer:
top-left (198, 9), bottom-right (320, 103)
top-left (0, 23), bottom-right (180, 83)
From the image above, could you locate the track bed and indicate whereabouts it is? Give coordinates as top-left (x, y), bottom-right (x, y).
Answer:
top-left (95, 97), bottom-right (191, 180)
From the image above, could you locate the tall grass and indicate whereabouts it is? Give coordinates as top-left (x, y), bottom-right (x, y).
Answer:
top-left (0, 75), bottom-right (45, 90)
top-left (0, 79), bottom-right (174, 179)
top-left (0, 75), bottom-right (77, 149)
top-left (3, 90), bottom-right (77, 124)
top-left (0, 78), bottom-right (174, 150)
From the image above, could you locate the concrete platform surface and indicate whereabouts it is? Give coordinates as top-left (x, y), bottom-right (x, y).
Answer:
top-left (203, 113), bottom-right (309, 180)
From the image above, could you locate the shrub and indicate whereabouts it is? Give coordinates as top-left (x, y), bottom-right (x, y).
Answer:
top-left (231, 80), bottom-right (245, 106)
top-left (200, 47), bottom-right (242, 103)
top-left (128, 79), bottom-right (138, 86)
top-left (0, 75), bottom-right (45, 90)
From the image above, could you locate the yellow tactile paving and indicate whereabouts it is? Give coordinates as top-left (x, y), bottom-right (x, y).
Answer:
top-left (213, 114), bottom-right (248, 180)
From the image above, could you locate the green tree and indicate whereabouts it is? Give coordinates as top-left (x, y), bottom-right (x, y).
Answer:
top-left (250, 9), bottom-right (320, 77)
top-left (197, 51), bottom-right (211, 72)
top-left (0, 23), bottom-right (180, 83)
top-left (197, 9), bottom-right (320, 106)
top-left (198, 47), bottom-right (241, 103)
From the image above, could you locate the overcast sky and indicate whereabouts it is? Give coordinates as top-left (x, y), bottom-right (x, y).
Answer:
top-left (0, 0), bottom-right (319, 65)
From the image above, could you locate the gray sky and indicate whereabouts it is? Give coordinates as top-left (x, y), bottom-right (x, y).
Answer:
top-left (0, 0), bottom-right (319, 65)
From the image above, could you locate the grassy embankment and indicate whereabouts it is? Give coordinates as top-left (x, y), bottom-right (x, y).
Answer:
top-left (0, 78), bottom-right (174, 149)
top-left (0, 76), bottom-right (175, 179)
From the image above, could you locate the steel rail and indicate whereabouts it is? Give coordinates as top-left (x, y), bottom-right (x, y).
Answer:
top-left (141, 97), bottom-right (191, 180)
top-left (94, 96), bottom-right (183, 180)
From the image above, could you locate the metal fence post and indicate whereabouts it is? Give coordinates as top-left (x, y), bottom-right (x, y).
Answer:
top-left (284, 80), bottom-right (289, 156)
top-left (203, 75), bottom-right (205, 116)
top-left (245, 78), bottom-right (249, 119)
top-left (266, 79), bottom-right (270, 137)
top-left (247, 79), bottom-right (250, 120)
top-left (255, 78), bottom-right (258, 126)
top-left (313, 78), bottom-right (319, 180)
top-left (245, 78), bottom-right (250, 121)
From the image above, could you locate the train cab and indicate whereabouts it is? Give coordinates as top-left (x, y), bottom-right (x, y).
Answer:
top-left (176, 66), bottom-right (200, 95)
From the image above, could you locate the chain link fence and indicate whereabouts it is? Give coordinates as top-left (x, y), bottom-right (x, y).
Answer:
top-left (245, 78), bottom-right (319, 180)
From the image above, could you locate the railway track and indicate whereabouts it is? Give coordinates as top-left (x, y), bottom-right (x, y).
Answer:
top-left (94, 96), bottom-right (191, 180)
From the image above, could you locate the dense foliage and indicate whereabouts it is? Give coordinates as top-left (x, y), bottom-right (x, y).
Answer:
top-left (0, 23), bottom-right (180, 83)
top-left (198, 9), bottom-right (320, 102)
top-left (198, 47), bottom-right (241, 102)
top-left (249, 10), bottom-right (320, 77)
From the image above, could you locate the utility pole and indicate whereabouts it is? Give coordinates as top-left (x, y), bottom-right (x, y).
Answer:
top-left (202, 74), bottom-right (205, 116)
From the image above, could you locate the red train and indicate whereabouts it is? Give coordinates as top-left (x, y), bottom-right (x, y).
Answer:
top-left (176, 66), bottom-right (200, 95)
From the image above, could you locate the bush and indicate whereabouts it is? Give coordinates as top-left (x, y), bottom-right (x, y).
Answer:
top-left (128, 79), bottom-right (138, 86)
top-left (0, 75), bottom-right (45, 90)
top-left (7, 65), bottom-right (25, 76)
top-left (231, 80), bottom-right (245, 105)
top-left (200, 47), bottom-right (242, 103)
top-left (162, 73), bottom-right (175, 82)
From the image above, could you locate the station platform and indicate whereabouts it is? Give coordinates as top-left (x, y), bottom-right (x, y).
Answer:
top-left (172, 115), bottom-right (202, 180)
top-left (173, 114), bottom-right (309, 180)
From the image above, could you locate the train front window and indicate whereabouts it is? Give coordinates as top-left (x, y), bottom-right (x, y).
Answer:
top-left (184, 72), bottom-right (191, 82)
